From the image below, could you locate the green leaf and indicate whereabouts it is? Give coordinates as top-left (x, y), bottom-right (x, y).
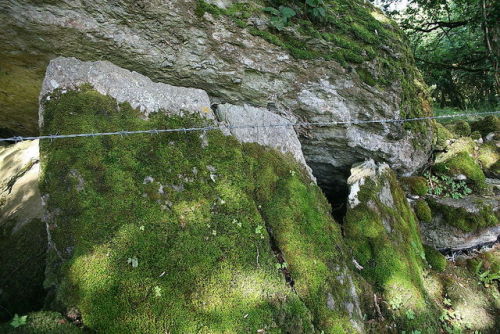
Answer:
top-left (279, 6), bottom-right (296, 19)
top-left (270, 16), bottom-right (286, 30)
top-left (10, 314), bottom-right (28, 328)
top-left (263, 7), bottom-right (280, 16)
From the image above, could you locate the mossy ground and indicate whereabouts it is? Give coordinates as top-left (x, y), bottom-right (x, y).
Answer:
top-left (343, 170), bottom-right (441, 333)
top-left (0, 311), bottom-right (80, 334)
top-left (39, 86), bottom-right (362, 333)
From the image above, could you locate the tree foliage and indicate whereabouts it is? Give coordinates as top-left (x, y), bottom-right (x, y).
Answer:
top-left (375, 0), bottom-right (499, 110)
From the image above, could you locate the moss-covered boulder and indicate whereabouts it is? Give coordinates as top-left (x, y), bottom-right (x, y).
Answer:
top-left (343, 160), bottom-right (440, 333)
top-left (434, 137), bottom-right (487, 192)
top-left (421, 196), bottom-right (499, 250)
top-left (0, 0), bottom-right (433, 188)
top-left (38, 85), bottom-right (366, 332)
top-left (0, 140), bottom-right (46, 321)
top-left (470, 115), bottom-right (500, 137)
top-left (450, 120), bottom-right (471, 137)
top-left (414, 199), bottom-right (432, 223)
top-left (433, 122), bottom-right (455, 150)
top-left (478, 143), bottom-right (500, 178)
top-left (423, 245), bottom-right (446, 272)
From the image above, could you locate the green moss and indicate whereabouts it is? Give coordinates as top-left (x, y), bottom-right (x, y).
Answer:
top-left (401, 176), bottom-right (429, 196)
top-left (451, 120), bottom-right (471, 137)
top-left (356, 68), bottom-right (377, 87)
top-left (39, 86), bottom-right (362, 333)
top-left (414, 200), bottom-right (432, 223)
top-left (470, 130), bottom-right (481, 140)
top-left (423, 245), bottom-right (446, 272)
top-left (477, 143), bottom-right (499, 174)
top-left (470, 115), bottom-right (500, 137)
top-left (433, 152), bottom-right (487, 192)
top-left (344, 169), bottom-right (441, 332)
top-left (344, 204), bottom-right (384, 238)
top-left (428, 199), bottom-right (498, 233)
top-left (195, 0), bottom-right (224, 17)
top-left (0, 311), bottom-right (80, 334)
top-left (434, 122), bottom-right (454, 150)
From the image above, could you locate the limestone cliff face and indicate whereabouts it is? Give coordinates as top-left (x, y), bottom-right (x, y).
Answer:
top-left (0, 0), bottom-right (432, 189)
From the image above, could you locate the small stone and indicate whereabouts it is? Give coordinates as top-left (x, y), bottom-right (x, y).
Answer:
top-left (485, 132), bottom-right (495, 141)
top-left (327, 293), bottom-right (335, 310)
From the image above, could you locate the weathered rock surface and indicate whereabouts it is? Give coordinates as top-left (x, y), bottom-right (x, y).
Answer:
top-left (0, 0), bottom-right (432, 189)
top-left (0, 140), bottom-right (45, 320)
top-left (215, 103), bottom-right (312, 177)
top-left (40, 57), bottom-right (214, 127)
top-left (422, 196), bottom-right (500, 250)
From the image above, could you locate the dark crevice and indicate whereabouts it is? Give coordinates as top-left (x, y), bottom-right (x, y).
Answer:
top-left (439, 236), bottom-right (500, 258)
top-left (265, 226), bottom-right (295, 291)
top-left (316, 175), bottom-right (351, 224)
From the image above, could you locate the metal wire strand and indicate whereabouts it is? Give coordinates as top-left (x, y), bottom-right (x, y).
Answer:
top-left (1, 111), bottom-right (498, 143)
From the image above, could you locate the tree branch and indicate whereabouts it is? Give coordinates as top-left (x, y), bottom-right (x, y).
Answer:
top-left (403, 20), bottom-right (469, 32)
top-left (415, 57), bottom-right (492, 73)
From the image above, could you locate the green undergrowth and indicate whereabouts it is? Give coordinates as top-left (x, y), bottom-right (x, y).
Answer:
top-left (433, 152), bottom-right (487, 192)
top-left (343, 169), bottom-right (440, 333)
top-left (427, 199), bottom-right (498, 233)
top-left (0, 311), bottom-right (80, 334)
top-left (195, 0), bottom-right (431, 129)
top-left (39, 86), bottom-right (363, 333)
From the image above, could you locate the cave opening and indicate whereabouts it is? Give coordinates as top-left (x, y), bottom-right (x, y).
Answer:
top-left (312, 168), bottom-right (352, 224)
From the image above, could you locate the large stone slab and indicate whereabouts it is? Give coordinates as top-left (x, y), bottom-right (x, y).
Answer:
top-left (215, 103), bottom-right (313, 178)
top-left (39, 57), bottom-right (214, 127)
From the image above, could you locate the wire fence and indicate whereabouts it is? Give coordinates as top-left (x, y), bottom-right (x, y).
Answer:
top-left (1, 110), bottom-right (499, 143)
